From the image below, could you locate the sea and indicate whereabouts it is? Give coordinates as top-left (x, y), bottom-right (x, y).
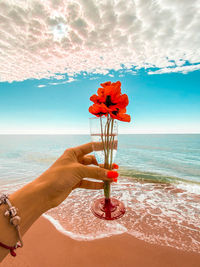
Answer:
top-left (0, 134), bottom-right (199, 253)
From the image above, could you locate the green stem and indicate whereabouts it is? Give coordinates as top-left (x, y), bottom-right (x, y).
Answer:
top-left (109, 118), bottom-right (114, 169)
top-left (106, 115), bottom-right (110, 168)
top-left (103, 115), bottom-right (113, 199)
top-left (100, 116), bottom-right (107, 160)
top-left (103, 116), bottom-right (109, 161)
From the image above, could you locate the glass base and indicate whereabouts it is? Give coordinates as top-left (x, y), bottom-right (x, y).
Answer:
top-left (91, 197), bottom-right (126, 220)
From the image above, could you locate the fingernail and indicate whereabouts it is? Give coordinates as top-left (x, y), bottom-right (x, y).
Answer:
top-left (107, 171), bottom-right (118, 179)
top-left (112, 163), bottom-right (119, 169)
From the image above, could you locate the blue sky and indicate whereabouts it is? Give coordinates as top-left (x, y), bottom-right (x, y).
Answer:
top-left (0, 0), bottom-right (200, 134)
top-left (0, 69), bottom-right (199, 134)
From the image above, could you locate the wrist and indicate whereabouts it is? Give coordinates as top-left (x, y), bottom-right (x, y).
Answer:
top-left (36, 170), bottom-right (72, 209)
top-left (31, 179), bottom-right (52, 212)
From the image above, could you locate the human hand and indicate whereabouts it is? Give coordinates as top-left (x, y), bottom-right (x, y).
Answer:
top-left (36, 142), bottom-right (119, 209)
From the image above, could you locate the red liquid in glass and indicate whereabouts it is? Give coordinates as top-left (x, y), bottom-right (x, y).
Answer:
top-left (91, 197), bottom-right (125, 220)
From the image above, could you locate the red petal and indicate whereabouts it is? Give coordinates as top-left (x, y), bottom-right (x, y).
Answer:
top-left (100, 81), bottom-right (111, 87)
top-left (119, 108), bottom-right (127, 113)
top-left (118, 113), bottom-right (131, 122)
top-left (110, 112), bottom-right (131, 122)
top-left (115, 94), bottom-right (129, 108)
top-left (89, 104), bottom-right (108, 117)
top-left (112, 81), bottom-right (121, 89)
top-left (90, 94), bottom-right (99, 103)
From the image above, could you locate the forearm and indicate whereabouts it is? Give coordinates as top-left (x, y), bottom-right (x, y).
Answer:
top-left (0, 178), bottom-right (50, 261)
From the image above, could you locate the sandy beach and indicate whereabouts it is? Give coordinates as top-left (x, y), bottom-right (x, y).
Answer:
top-left (1, 215), bottom-right (200, 267)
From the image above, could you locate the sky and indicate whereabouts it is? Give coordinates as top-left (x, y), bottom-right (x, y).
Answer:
top-left (0, 0), bottom-right (200, 134)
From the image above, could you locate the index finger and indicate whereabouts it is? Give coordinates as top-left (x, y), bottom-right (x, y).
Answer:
top-left (72, 142), bottom-right (93, 157)
top-left (72, 141), bottom-right (105, 158)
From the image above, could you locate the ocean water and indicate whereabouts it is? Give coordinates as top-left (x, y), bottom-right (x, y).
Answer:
top-left (0, 134), bottom-right (199, 253)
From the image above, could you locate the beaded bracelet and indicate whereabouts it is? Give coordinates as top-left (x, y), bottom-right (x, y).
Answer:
top-left (0, 194), bottom-right (23, 257)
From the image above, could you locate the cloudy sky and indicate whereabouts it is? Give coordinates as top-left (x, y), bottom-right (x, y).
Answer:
top-left (0, 0), bottom-right (200, 134)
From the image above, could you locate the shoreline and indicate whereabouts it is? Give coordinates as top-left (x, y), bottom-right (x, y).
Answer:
top-left (2, 216), bottom-right (200, 267)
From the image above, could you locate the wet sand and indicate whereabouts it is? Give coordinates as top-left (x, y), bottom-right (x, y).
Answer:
top-left (1, 216), bottom-right (200, 267)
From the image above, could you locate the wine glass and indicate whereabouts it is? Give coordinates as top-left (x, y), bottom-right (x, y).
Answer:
top-left (89, 115), bottom-right (126, 220)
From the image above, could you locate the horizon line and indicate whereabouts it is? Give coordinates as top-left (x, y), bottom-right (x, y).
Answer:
top-left (0, 132), bottom-right (200, 135)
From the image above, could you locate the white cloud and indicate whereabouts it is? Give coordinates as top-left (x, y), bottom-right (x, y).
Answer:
top-left (54, 75), bottom-right (65, 80)
top-left (0, 0), bottom-right (200, 82)
top-left (67, 77), bottom-right (76, 83)
top-left (126, 70), bottom-right (137, 75)
top-left (37, 84), bottom-right (46, 87)
top-left (148, 64), bottom-right (200, 75)
top-left (49, 76), bottom-right (76, 85)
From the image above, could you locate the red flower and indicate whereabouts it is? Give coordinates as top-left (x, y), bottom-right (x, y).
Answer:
top-left (104, 84), bottom-right (121, 107)
top-left (90, 81), bottom-right (123, 108)
top-left (88, 103), bottom-right (108, 117)
top-left (89, 81), bottom-right (131, 122)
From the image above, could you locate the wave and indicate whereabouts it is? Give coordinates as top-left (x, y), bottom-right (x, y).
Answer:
top-left (44, 174), bottom-right (200, 253)
top-left (118, 167), bottom-right (200, 186)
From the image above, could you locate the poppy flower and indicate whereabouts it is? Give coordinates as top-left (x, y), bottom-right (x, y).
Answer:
top-left (88, 103), bottom-right (108, 117)
top-left (106, 93), bottom-right (129, 110)
top-left (104, 85), bottom-right (121, 107)
top-left (89, 81), bottom-right (131, 122)
top-left (90, 81), bottom-right (123, 108)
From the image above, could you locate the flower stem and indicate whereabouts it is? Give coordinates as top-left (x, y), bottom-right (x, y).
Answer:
top-left (103, 115), bottom-right (114, 199)
top-left (103, 117), bottom-right (109, 161)
top-left (100, 116), bottom-right (107, 160)
top-left (109, 118), bottom-right (114, 169)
